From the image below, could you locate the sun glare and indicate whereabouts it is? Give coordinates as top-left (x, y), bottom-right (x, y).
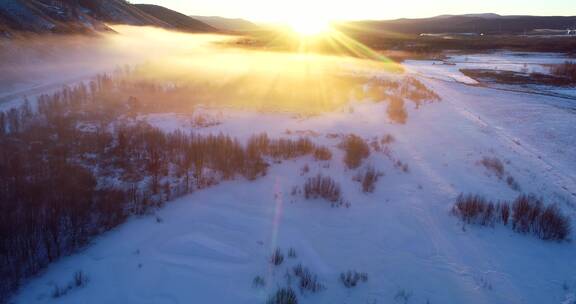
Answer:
top-left (288, 19), bottom-right (331, 36)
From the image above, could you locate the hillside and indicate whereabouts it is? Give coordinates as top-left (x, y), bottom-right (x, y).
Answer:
top-left (341, 14), bottom-right (576, 35)
top-left (190, 15), bottom-right (260, 31)
top-left (135, 4), bottom-right (217, 33)
top-left (0, 0), bottom-right (113, 36)
top-left (76, 0), bottom-right (168, 27)
top-left (0, 0), bottom-right (216, 36)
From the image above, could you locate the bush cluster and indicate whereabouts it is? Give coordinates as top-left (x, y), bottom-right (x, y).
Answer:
top-left (247, 134), bottom-right (330, 162)
top-left (292, 264), bottom-right (325, 293)
top-left (357, 166), bottom-right (383, 193)
top-left (479, 156), bottom-right (520, 191)
top-left (252, 275), bottom-right (266, 288)
top-left (452, 194), bottom-right (570, 241)
top-left (552, 61), bottom-right (576, 83)
top-left (511, 195), bottom-right (570, 240)
top-left (313, 146), bottom-right (333, 161)
top-left (363, 77), bottom-right (440, 107)
top-left (270, 248), bottom-right (285, 266)
top-left (267, 287), bottom-right (298, 304)
top-left (0, 75), bottom-right (324, 301)
top-left (303, 174), bottom-right (342, 203)
top-left (480, 157), bottom-right (505, 178)
top-left (340, 270), bottom-right (368, 288)
top-left (387, 96), bottom-right (408, 124)
top-left (340, 135), bottom-right (370, 169)
top-left (51, 271), bottom-right (88, 298)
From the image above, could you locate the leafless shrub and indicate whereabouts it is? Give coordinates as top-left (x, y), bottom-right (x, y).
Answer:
top-left (340, 270), bottom-right (368, 288)
top-left (291, 186), bottom-right (300, 196)
top-left (551, 61), bottom-right (576, 83)
top-left (313, 146), bottom-right (332, 161)
top-left (387, 97), bottom-right (407, 124)
top-left (252, 275), bottom-right (266, 288)
top-left (512, 195), bottom-right (570, 240)
top-left (300, 164), bottom-right (310, 175)
top-left (268, 137), bottom-right (315, 159)
top-left (340, 135), bottom-right (370, 169)
top-left (360, 166), bottom-right (383, 193)
top-left (452, 194), bottom-right (491, 225)
top-left (453, 194), bottom-right (570, 241)
top-left (511, 195), bottom-right (542, 234)
top-left (303, 174), bottom-right (342, 203)
top-left (292, 264), bottom-right (325, 293)
top-left (537, 204), bottom-right (571, 241)
top-left (267, 287), bottom-right (298, 304)
top-left (51, 271), bottom-right (88, 298)
top-left (73, 271), bottom-right (88, 288)
top-left (246, 133), bottom-right (270, 155)
top-left (453, 195), bottom-right (509, 227)
top-left (394, 160), bottom-right (409, 173)
top-left (52, 285), bottom-right (68, 299)
top-left (381, 134), bottom-right (395, 145)
top-left (247, 134), bottom-right (319, 161)
top-left (403, 77), bottom-right (441, 105)
top-left (370, 138), bottom-right (382, 152)
top-left (190, 113), bottom-right (220, 128)
top-left (499, 202), bottom-right (510, 226)
top-left (270, 248), bottom-right (284, 266)
top-left (480, 156), bottom-right (520, 190)
top-left (480, 157), bottom-right (505, 178)
top-left (506, 176), bottom-right (521, 191)
top-left (394, 289), bottom-right (412, 304)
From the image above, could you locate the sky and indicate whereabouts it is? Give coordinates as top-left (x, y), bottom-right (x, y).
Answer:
top-left (135, 0), bottom-right (576, 22)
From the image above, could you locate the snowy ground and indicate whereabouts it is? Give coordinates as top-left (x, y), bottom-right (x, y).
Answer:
top-left (11, 53), bottom-right (576, 304)
top-left (404, 52), bottom-right (576, 99)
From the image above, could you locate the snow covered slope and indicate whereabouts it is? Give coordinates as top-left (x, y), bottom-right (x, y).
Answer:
top-left (11, 54), bottom-right (576, 304)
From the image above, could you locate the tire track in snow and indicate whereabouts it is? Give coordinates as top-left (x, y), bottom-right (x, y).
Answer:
top-left (417, 76), bottom-right (576, 207)
top-left (386, 133), bottom-right (499, 301)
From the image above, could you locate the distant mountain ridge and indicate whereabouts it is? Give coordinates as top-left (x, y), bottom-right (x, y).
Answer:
top-left (135, 4), bottom-right (217, 33)
top-left (342, 14), bottom-right (576, 35)
top-left (432, 13), bottom-right (503, 19)
top-left (0, 0), bottom-right (216, 37)
top-left (190, 15), bottom-right (259, 32)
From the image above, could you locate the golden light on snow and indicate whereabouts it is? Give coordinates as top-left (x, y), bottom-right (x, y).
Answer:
top-left (101, 25), bottom-right (403, 113)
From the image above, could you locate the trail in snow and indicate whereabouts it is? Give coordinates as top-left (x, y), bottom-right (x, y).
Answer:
top-left (416, 76), bottom-right (576, 207)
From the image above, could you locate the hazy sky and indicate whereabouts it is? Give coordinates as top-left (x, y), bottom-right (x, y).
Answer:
top-left (136, 0), bottom-right (576, 22)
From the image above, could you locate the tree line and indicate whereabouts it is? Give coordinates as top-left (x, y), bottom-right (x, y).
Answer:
top-left (0, 71), bottom-right (327, 302)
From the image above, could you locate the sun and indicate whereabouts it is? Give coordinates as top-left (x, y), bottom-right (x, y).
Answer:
top-left (288, 19), bottom-right (332, 36)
